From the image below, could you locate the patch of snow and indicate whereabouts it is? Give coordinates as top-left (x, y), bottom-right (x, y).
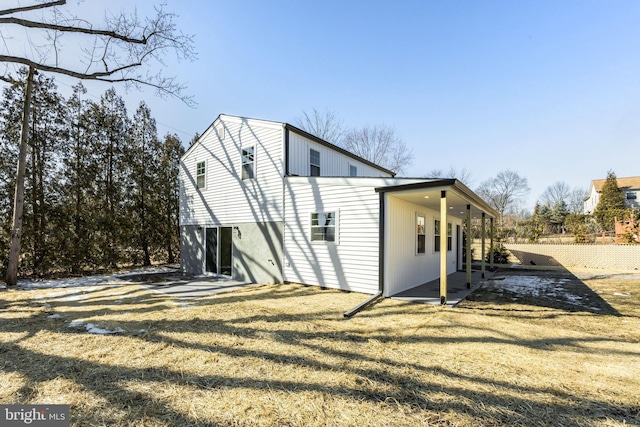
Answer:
top-left (85, 323), bottom-right (125, 335)
top-left (47, 314), bottom-right (62, 319)
top-left (613, 293), bottom-right (631, 297)
top-left (491, 275), bottom-right (585, 306)
top-left (67, 319), bottom-right (124, 334)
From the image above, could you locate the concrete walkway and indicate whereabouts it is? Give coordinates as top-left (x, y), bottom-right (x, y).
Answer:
top-left (391, 270), bottom-right (493, 306)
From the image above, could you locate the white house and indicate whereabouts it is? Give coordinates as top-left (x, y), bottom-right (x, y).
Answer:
top-left (583, 176), bottom-right (640, 214)
top-left (179, 114), bottom-right (498, 312)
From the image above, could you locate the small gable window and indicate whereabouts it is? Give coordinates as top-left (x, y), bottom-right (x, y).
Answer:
top-left (349, 165), bottom-right (358, 177)
top-left (196, 161), bottom-right (206, 189)
top-left (242, 146), bottom-right (255, 180)
top-left (310, 149), bottom-right (320, 176)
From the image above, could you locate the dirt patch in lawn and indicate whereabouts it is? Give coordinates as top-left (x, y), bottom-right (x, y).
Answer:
top-left (1, 268), bottom-right (639, 426)
top-left (466, 267), bottom-right (625, 315)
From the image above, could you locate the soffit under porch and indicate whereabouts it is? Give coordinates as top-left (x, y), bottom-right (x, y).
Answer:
top-left (375, 180), bottom-right (498, 221)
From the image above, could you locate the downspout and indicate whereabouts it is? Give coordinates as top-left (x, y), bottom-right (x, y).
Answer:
top-left (344, 192), bottom-right (385, 317)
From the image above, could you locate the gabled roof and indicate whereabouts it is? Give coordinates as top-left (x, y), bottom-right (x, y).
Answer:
top-left (284, 123), bottom-right (395, 177)
top-left (592, 176), bottom-right (640, 192)
top-left (183, 114), bottom-right (395, 177)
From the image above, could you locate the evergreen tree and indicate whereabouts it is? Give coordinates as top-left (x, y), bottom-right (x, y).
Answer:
top-left (550, 200), bottom-right (569, 233)
top-left (2, 70), bottom-right (68, 276)
top-left (593, 171), bottom-right (627, 231)
top-left (90, 88), bottom-right (132, 268)
top-left (59, 83), bottom-right (96, 273)
top-left (27, 72), bottom-right (66, 275)
top-left (527, 202), bottom-right (544, 242)
top-left (130, 102), bottom-right (162, 266)
top-left (158, 133), bottom-right (185, 264)
top-left (0, 78), bottom-right (23, 277)
top-left (1, 78), bottom-right (186, 277)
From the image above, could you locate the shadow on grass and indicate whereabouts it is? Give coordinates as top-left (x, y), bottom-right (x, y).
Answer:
top-left (464, 265), bottom-right (622, 316)
top-left (1, 273), bottom-right (638, 425)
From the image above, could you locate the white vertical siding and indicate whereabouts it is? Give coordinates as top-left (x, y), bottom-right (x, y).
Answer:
top-left (180, 116), bottom-right (284, 226)
top-left (287, 132), bottom-right (391, 177)
top-left (283, 177), bottom-right (385, 294)
top-left (384, 196), bottom-right (461, 297)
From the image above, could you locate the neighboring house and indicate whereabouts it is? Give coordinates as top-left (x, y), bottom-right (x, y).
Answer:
top-left (179, 114), bottom-right (497, 305)
top-left (583, 176), bottom-right (640, 214)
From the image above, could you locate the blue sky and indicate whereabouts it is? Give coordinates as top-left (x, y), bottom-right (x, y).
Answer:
top-left (4, 1), bottom-right (640, 210)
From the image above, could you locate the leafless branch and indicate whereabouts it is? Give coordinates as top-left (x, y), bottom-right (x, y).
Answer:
top-left (0, 0), bottom-right (65, 17)
top-left (0, 2), bottom-right (196, 106)
top-left (0, 16), bottom-right (154, 45)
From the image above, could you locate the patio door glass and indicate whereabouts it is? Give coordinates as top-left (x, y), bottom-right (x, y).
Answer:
top-left (220, 227), bottom-right (232, 276)
top-left (205, 228), bottom-right (217, 273)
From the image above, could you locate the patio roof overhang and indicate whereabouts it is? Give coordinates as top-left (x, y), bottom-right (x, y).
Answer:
top-left (374, 179), bottom-right (499, 220)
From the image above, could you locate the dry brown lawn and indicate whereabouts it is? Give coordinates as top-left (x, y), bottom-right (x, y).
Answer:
top-left (1, 267), bottom-right (639, 426)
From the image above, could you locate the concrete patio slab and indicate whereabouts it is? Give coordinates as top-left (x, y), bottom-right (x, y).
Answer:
top-left (115, 270), bottom-right (260, 299)
top-left (391, 270), bottom-right (494, 306)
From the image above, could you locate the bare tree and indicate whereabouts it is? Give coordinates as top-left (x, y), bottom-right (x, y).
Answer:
top-left (568, 186), bottom-right (589, 214)
top-left (476, 170), bottom-right (530, 227)
top-left (295, 108), bottom-right (344, 145)
top-left (540, 181), bottom-right (570, 207)
top-left (425, 166), bottom-right (474, 186)
top-left (343, 125), bottom-right (413, 175)
top-left (2, 0), bottom-right (195, 287)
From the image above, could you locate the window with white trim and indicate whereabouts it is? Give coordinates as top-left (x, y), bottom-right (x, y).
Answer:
top-left (417, 215), bottom-right (425, 254)
top-left (434, 219), bottom-right (441, 252)
top-left (311, 212), bottom-right (336, 242)
top-left (626, 191), bottom-right (637, 200)
top-left (196, 161), bottom-right (206, 189)
top-left (242, 146), bottom-right (255, 180)
top-left (310, 149), bottom-right (320, 176)
top-left (447, 222), bottom-right (453, 251)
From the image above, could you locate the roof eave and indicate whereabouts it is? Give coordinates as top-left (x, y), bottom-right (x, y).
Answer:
top-left (375, 179), bottom-right (499, 218)
top-left (284, 123), bottom-right (396, 177)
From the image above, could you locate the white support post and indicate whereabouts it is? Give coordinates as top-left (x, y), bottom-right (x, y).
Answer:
top-left (440, 191), bottom-right (447, 305)
top-left (466, 204), bottom-right (472, 289)
top-left (490, 217), bottom-right (495, 272)
top-left (481, 213), bottom-right (486, 279)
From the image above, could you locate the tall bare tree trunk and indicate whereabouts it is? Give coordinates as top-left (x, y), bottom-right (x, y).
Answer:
top-left (6, 66), bottom-right (35, 287)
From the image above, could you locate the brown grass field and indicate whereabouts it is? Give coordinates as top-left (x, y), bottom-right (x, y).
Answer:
top-left (1, 267), bottom-right (639, 426)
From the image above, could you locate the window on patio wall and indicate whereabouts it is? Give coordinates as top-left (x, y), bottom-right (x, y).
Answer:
top-left (417, 215), bottom-right (425, 254)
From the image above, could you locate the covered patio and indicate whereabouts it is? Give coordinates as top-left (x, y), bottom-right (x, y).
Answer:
top-left (377, 179), bottom-right (499, 304)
